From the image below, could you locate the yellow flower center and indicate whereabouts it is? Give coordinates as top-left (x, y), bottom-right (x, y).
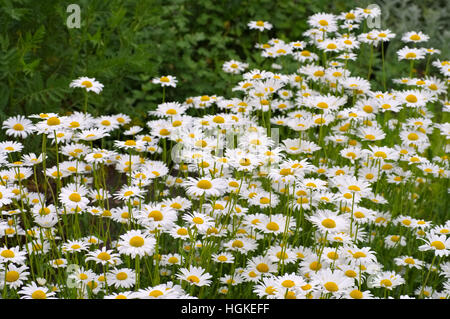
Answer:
top-left (346, 152), bottom-right (356, 159)
top-left (279, 168), bottom-right (292, 176)
top-left (407, 133), bottom-right (419, 141)
top-left (281, 280), bottom-right (295, 288)
top-left (327, 252), bottom-right (339, 260)
top-left (354, 211), bottom-right (365, 219)
top-left (159, 76), bottom-right (170, 82)
top-left (363, 105), bottom-right (373, 113)
top-left (31, 290), bottom-right (47, 299)
top-left (297, 197), bottom-right (309, 204)
top-left (46, 117), bottom-right (60, 126)
top-left (276, 251), bottom-right (288, 260)
top-left (87, 281), bottom-right (98, 289)
top-left (301, 284), bottom-right (311, 291)
top-left (36, 207), bottom-right (50, 216)
top-left (431, 241), bottom-right (445, 250)
top-left (197, 180), bottom-right (212, 189)
top-left (147, 210), bottom-right (163, 221)
top-left (15, 172), bottom-right (25, 179)
top-left (313, 70), bottom-right (325, 77)
top-left (159, 128), bottom-right (170, 136)
top-left (374, 151), bottom-right (387, 159)
top-left (266, 221), bottom-right (279, 231)
top-left (123, 190), bottom-right (134, 197)
top-left (5, 271), bottom-right (20, 282)
top-left (402, 219), bottom-right (411, 226)
top-left (116, 272), bottom-right (128, 281)
top-left (309, 261), bottom-right (322, 271)
top-left (321, 218), bottom-right (336, 229)
top-left (97, 252), bottom-right (111, 261)
top-left (78, 273), bottom-right (88, 281)
top-left (317, 102), bottom-right (329, 109)
top-left (352, 251), bottom-right (367, 258)
top-left (124, 140), bottom-right (136, 146)
top-left (187, 275), bottom-right (200, 283)
top-left (129, 236), bottom-right (145, 247)
top-left (192, 217), bottom-right (204, 224)
top-left (168, 203), bottom-right (181, 210)
top-left (69, 193), bottom-right (81, 202)
top-left (256, 263), bottom-right (269, 273)
top-left (167, 256), bottom-right (179, 264)
top-left (324, 282), bottom-right (339, 292)
top-left (81, 80), bottom-right (93, 88)
top-left (265, 286), bottom-right (276, 295)
top-left (232, 240), bottom-right (244, 248)
top-left (350, 289), bottom-right (363, 299)
top-left (12, 123), bottom-right (24, 131)
top-left (216, 255), bottom-right (228, 262)
top-left (380, 279), bottom-right (392, 287)
top-left (213, 116), bottom-right (225, 124)
top-left (345, 12), bottom-right (355, 19)
top-left (239, 158), bottom-right (252, 166)
top-left (149, 290), bottom-right (164, 297)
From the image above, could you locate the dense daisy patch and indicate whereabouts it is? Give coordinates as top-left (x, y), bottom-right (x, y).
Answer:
top-left (0, 6), bottom-right (449, 299)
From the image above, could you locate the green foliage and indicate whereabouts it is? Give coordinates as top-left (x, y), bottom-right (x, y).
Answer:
top-left (0, 0), bottom-right (351, 119)
top-left (0, 0), bottom-right (448, 121)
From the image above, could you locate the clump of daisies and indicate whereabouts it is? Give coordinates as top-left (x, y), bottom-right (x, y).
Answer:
top-left (0, 5), bottom-right (448, 300)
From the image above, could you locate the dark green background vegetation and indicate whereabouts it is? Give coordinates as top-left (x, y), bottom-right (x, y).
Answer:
top-left (0, 0), bottom-right (448, 123)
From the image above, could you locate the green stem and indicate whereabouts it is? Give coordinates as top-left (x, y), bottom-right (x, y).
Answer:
top-left (424, 54), bottom-right (432, 76)
top-left (367, 43), bottom-right (374, 80)
top-left (83, 91), bottom-right (88, 114)
top-left (409, 60), bottom-right (414, 78)
top-left (419, 254), bottom-right (437, 298)
top-left (162, 86), bottom-right (166, 103)
top-left (381, 41), bottom-right (386, 90)
top-left (135, 255), bottom-right (140, 290)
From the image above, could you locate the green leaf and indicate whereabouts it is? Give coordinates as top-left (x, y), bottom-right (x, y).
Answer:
top-left (0, 83), bottom-right (10, 109)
